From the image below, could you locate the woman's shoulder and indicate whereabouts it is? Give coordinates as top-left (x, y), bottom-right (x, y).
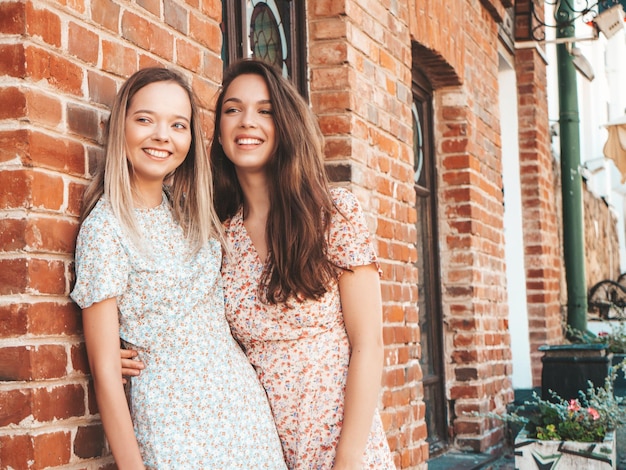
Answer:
top-left (326, 186), bottom-right (378, 267)
top-left (82, 196), bottom-right (105, 220)
top-left (329, 186), bottom-right (365, 220)
top-left (329, 186), bottom-right (359, 208)
top-left (79, 198), bottom-right (117, 236)
top-left (329, 185), bottom-right (352, 200)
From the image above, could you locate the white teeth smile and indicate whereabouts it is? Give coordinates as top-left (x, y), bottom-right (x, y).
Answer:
top-left (144, 148), bottom-right (170, 158)
top-left (237, 138), bottom-right (262, 145)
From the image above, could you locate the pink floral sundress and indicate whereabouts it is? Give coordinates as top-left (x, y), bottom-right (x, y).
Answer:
top-left (222, 187), bottom-right (395, 469)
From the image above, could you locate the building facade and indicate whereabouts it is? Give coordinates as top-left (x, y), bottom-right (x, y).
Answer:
top-left (0, 0), bottom-right (594, 468)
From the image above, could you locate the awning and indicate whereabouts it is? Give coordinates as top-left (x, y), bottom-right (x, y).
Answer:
top-left (603, 115), bottom-right (626, 182)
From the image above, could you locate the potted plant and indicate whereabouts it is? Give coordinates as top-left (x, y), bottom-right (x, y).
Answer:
top-left (568, 322), bottom-right (626, 394)
top-left (471, 363), bottom-right (626, 469)
top-left (568, 322), bottom-right (626, 354)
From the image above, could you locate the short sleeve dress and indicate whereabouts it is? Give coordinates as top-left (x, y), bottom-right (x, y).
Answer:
top-left (221, 188), bottom-right (396, 469)
top-left (71, 195), bottom-right (287, 470)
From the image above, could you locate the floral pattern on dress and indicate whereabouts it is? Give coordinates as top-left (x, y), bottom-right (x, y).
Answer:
top-left (71, 195), bottom-right (286, 469)
top-left (222, 187), bottom-right (396, 469)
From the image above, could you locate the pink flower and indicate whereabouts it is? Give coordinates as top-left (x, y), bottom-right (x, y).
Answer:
top-left (587, 408), bottom-right (600, 420)
top-left (598, 331), bottom-right (609, 337)
top-left (568, 399), bottom-right (581, 412)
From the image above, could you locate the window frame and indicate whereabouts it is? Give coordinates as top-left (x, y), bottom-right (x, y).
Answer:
top-left (221, 0), bottom-right (308, 98)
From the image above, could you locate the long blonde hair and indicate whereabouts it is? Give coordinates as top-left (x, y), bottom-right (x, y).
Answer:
top-left (81, 67), bottom-right (224, 253)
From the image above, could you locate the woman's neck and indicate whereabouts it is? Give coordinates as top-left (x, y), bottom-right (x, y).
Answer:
top-left (237, 172), bottom-right (270, 221)
top-left (239, 177), bottom-right (270, 263)
top-left (132, 182), bottom-right (164, 208)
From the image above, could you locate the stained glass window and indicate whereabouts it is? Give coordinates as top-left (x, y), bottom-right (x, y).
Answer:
top-left (222, 0), bottom-right (306, 95)
top-left (248, 1), bottom-right (287, 76)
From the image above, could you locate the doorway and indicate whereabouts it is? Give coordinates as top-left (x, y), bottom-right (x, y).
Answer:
top-left (412, 71), bottom-right (447, 455)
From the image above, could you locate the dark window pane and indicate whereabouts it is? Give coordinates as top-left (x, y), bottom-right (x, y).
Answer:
top-left (222, 0), bottom-right (307, 96)
top-left (250, 2), bottom-right (286, 75)
top-left (413, 74), bottom-right (447, 454)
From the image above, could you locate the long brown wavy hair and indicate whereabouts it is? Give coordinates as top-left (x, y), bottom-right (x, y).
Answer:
top-left (210, 58), bottom-right (343, 303)
top-left (81, 67), bottom-right (225, 254)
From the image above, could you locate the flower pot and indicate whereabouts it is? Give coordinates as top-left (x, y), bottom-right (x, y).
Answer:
top-left (514, 428), bottom-right (617, 469)
top-left (539, 344), bottom-right (612, 401)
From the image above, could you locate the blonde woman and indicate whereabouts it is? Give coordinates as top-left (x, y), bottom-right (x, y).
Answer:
top-left (72, 67), bottom-right (286, 469)
top-left (123, 60), bottom-right (395, 469)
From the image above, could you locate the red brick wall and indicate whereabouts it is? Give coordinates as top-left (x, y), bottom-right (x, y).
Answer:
top-left (410, 0), bottom-right (515, 454)
top-left (0, 0), bottom-right (222, 467)
top-left (514, 0), bottom-right (564, 386)
top-left (408, 0), bottom-right (465, 85)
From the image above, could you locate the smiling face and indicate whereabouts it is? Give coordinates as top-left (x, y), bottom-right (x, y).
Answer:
top-left (218, 73), bottom-right (276, 176)
top-left (125, 80), bottom-right (192, 198)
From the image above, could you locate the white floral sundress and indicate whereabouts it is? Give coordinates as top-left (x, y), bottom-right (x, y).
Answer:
top-left (71, 195), bottom-right (287, 469)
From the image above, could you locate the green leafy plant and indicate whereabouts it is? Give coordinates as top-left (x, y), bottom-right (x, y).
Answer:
top-left (567, 322), bottom-right (626, 353)
top-left (472, 361), bottom-right (626, 442)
